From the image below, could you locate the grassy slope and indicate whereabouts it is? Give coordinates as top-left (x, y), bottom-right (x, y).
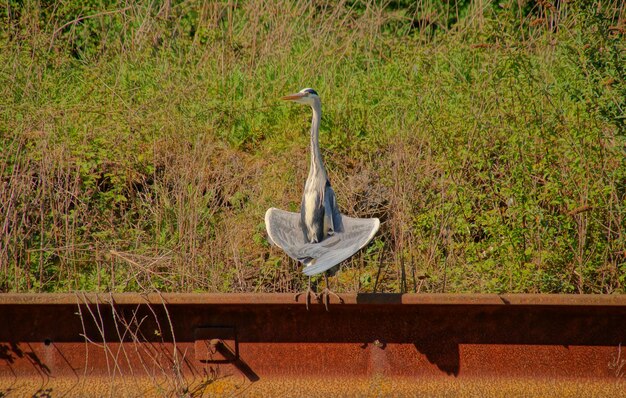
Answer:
top-left (0, 0), bottom-right (625, 293)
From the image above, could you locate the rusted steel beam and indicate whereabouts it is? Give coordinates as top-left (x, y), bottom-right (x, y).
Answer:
top-left (1, 293), bottom-right (625, 396)
top-left (1, 292), bottom-right (626, 305)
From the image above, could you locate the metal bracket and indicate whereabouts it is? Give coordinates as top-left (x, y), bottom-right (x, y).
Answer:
top-left (194, 326), bottom-right (237, 362)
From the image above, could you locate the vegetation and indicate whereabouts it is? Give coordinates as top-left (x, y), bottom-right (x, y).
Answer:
top-left (1, 0), bottom-right (625, 294)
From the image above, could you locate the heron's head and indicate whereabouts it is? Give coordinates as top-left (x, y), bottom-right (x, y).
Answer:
top-left (281, 88), bottom-right (320, 107)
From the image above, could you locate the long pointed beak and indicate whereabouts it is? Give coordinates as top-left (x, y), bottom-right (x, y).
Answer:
top-left (281, 92), bottom-right (306, 101)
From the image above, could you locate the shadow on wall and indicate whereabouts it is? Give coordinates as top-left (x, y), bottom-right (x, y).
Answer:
top-left (355, 293), bottom-right (403, 304)
top-left (0, 342), bottom-right (51, 376)
top-left (413, 340), bottom-right (460, 376)
top-left (356, 293), bottom-right (460, 375)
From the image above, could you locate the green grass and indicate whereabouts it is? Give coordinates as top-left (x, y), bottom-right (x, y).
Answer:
top-left (1, 0), bottom-right (625, 293)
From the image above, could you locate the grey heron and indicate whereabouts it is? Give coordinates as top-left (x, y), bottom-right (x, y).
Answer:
top-left (265, 88), bottom-right (380, 310)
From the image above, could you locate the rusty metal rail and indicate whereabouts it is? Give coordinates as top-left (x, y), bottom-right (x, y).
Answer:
top-left (1, 293), bottom-right (626, 396)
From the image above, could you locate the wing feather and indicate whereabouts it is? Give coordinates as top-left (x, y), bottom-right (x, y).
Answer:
top-left (265, 207), bottom-right (380, 276)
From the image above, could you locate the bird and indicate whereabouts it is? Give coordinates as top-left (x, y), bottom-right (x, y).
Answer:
top-left (265, 88), bottom-right (380, 310)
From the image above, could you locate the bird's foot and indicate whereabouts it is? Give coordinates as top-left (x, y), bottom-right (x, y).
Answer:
top-left (317, 288), bottom-right (344, 311)
top-left (294, 287), bottom-right (319, 310)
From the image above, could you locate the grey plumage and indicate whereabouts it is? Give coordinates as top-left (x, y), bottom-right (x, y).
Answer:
top-left (298, 89), bottom-right (341, 244)
top-left (265, 88), bottom-right (380, 276)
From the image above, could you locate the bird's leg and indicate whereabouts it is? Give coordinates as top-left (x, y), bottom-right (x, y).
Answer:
top-left (318, 272), bottom-right (344, 311)
top-left (294, 277), bottom-right (318, 310)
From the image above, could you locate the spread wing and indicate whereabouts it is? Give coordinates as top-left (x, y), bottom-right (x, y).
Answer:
top-left (265, 207), bottom-right (380, 276)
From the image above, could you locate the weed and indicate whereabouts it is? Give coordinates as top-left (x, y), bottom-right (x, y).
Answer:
top-left (0, 0), bottom-right (624, 293)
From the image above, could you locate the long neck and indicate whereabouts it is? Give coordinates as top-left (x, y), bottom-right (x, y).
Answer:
top-left (309, 100), bottom-right (326, 180)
